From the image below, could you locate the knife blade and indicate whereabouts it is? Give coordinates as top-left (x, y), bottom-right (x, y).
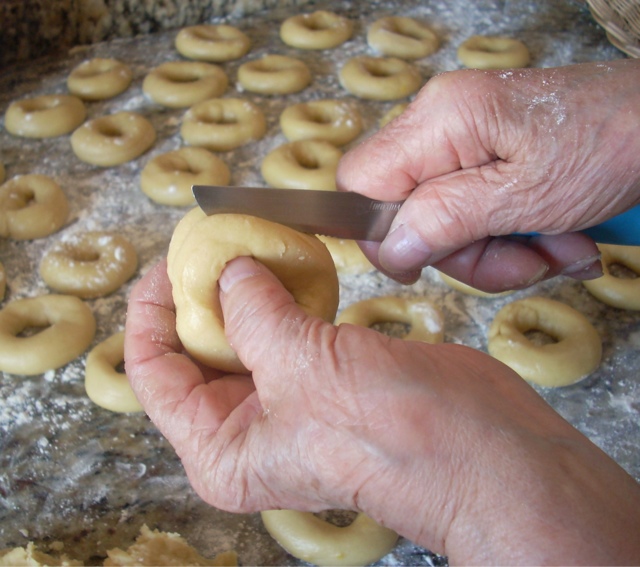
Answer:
top-left (193, 185), bottom-right (640, 245)
top-left (192, 185), bottom-right (403, 241)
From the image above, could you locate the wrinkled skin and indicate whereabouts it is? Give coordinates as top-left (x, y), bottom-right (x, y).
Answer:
top-left (125, 60), bottom-right (640, 565)
top-left (337, 60), bottom-right (640, 289)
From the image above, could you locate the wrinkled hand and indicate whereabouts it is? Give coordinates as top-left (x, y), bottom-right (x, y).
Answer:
top-left (125, 257), bottom-right (640, 564)
top-left (337, 59), bottom-right (640, 290)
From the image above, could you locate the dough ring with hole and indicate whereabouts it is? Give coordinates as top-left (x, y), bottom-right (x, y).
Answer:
top-left (238, 54), bottom-right (311, 95)
top-left (336, 295), bottom-right (444, 343)
top-left (167, 207), bottom-right (339, 373)
top-left (4, 94), bottom-right (86, 138)
top-left (175, 24), bottom-right (251, 62)
top-left (0, 294), bottom-right (96, 375)
top-left (85, 331), bottom-right (143, 413)
top-left (67, 58), bottom-right (133, 101)
top-left (39, 231), bottom-right (138, 299)
top-left (339, 56), bottom-right (421, 101)
top-left (457, 35), bottom-right (530, 69)
top-left (487, 296), bottom-right (601, 387)
top-left (367, 16), bottom-right (439, 60)
top-left (261, 510), bottom-right (398, 567)
top-left (0, 174), bottom-right (69, 240)
top-left (280, 10), bottom-right (353, 50)
top-left (316, 236), bottom-right (374, 275)
top-left (582, 244), bottom-right (640, 310)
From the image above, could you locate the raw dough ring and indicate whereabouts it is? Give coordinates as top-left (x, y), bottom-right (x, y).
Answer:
top-left (180, 98), bottom-right (267, 152)
top-left (39, 231), bottom-right (138, 299)
top-left (238, 54), bottom-right (311, 95)
top-left (0, 174), bottom-right (69, 240)
top-left (142, 61), bottom-right (228, 108)
top-left (280, 10), bottom-right (353, 50)
top-left (261, 140), bottom-right (342, 191)
top-left (280, 99), bottom-right (362, 146)
top-left (487, 296), bottom-right (601, 387)
top-left (175, 24), bottom-right (251, 62)
top-left (167, 208), bottom-right (339, 373)
top-left (583, 244), bottom-right (640, 310)
top-left (339, 56), bottom-right (422, 101)
top-left (140, 147), bottom-right (230, 207)
top-left (85, 331), bottom-right (143, 413)
top-left (0, 294), bottom-right (96, 376)
top-left (4, 94), bottom-right (86, 138)
top-left (67, 58), bottom-right (133, 101)
top-left (336, 295), bottom-right (444, 343)
top-left (71, 111), bottom-right (156, 167)
top-left (261, 510), bottom-right (398, 567)
top-left (367, 16), bottom-right (439, 60)
top-left (317, 236), bottom-right (374, 275)
top-left (457, 35), bottom-right (531, 69)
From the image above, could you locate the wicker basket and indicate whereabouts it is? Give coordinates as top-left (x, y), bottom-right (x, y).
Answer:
top-left (586, 0), bottom-right (640, 57)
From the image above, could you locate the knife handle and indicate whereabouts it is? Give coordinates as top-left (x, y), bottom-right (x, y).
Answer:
top-left (518, 203), bottom-right (640, 246)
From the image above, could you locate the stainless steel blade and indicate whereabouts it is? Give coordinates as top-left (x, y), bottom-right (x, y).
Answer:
top-left (192, 185), bottom-right (403, 241)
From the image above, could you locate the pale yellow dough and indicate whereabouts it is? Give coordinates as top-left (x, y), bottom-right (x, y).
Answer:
top-left (238, 54), bottom-right (311, 95)
top-left (367, 16), bottom-right (439, 59)
top-left (167, 208), bottom-right (339, 373)
top-left (261, 510), bottom-right (398, 566)
top-left (0, 542), bottom-right (82, 566)
top-left (280, 10), bottom-right (353, 50)
top-left (0, 261), bottom-right (5, 301)
top-left (317, 236), bottom-right (374, 275)
top-left (339, 56), bottom-right (422, 101)
top-left (583, 244), bottom-right (640, 310)
top-left (0, 163), bottom-right (5, 184)
top-left (67, 58), bottom-right (133, 101)
top-left (4, 94), bottom-right (86, 138)
top-left (175, 24), bottom-right (251, 62)
top-left (379, 102), bottom-right (409, 128)
top-left (457, 35), bottom-right (531, 69)
top-left (488, 296), bottom-right (601, 387)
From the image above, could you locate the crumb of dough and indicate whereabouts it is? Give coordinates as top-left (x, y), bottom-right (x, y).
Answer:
top-left (0, 542), bottom-right (83, 566)
top-left (104, 525), bottom-right (237, 567)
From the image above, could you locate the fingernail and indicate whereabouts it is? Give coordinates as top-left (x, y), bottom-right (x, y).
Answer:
top-left (561, 255), bottom-right (603, 279)
top-left (379, 224), bottom-right (433, 273)
top-left (219, 257), bottom-right (261, 293)
top-left (520, 262), bottom-right (550, 288)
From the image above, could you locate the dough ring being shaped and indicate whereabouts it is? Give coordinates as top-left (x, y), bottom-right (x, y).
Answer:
top-left (339, 56), bottom-right (422, 101)
top-left (142, 61), bottom-right (228, 108)
top-left (238, 54), bottom-right (311, 95)
top-left (487, 296), bottom-right (601, 388)
top-left (336, 295), bottom-right (444, 343)
top-left (140, 147), bottom-right (230, 207)
top-left (180, 98), bottom-right (267, 152)
top-left (85, 331), bottom-right (143, 413)
top-left (4, 94), bottom-right (86, 138)
top-left (0, 174), bottom-right (69, 240)
top-left (438, 271), bottom-right (512, 298)
top-left (457, 35), bottom-right (531, 69)
top-left (71, 111), bottom-right (156, 167)
top-left (167, 208), bottom-right (339, 373)
top-left (582, 244), bottom-right (640, 310)
top-left (261, 510), bottom-right (398, 567)
top-left (39, 231), bottom-right (138, 299)
top-left (280, 99), bottom-right (362, 146)
top-left (0, 294), bottom-right (96, 375)
top-left (261, 140), bottom-right (342, 191)
top-left (280, 10), bottom-right (353, 50)
top-left (367, 16), bottom-right (439, 60)
top-left (67, 58), bottom-right (133, 101)
top-left (175, 24), bottom-right (251, 62)
top-left (317, 235), bottom-right (374, 275)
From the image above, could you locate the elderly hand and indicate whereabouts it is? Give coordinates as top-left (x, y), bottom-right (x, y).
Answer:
top-left (337, 59), bottom-right (640, 290)
top-left (125, 257), bottom-right (640, 564)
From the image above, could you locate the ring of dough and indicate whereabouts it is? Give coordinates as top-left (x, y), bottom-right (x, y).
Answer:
top-left (142, 61), bottom-right (228, 108)
top-left (367, 16), bottom-right (439, 60)
top-left (487, 296), bottom-right (601, 388)
top-left (261, 510), bottom-right (398, 567)
top-left (175, 24), bottom-right (251, 62)
top-left (438, 272), bottom-right (512, 298)
top-left (280, 100), bottom-right (362, 146)
top-left (180, 98), bottom-right (267, 152)
top-left (339, 56), bottom-right (422, 101)
top-left (4, 94), bottom-right (86, 138)
top-left (280, 10), bottom-right (353, 50)
top-left (67, 58), bottom-right (133, 101)
top-left (336, 295), bottom-right (444, 343)
top-left (167, 208), bottom-right (339, 373)
top-left (261, 140), bottom-right (342, 191)
top-left (457, 36), bottom-right (531, 69)
top-left (317, 236), bottom-right (374, 275)
top-left (39, 231), bottom-right (138, 299)
top-left (0, 294), bottom-right (96, 376)
top-left (85, 331), bottom-right (143, 413)
top-left (141, 147), bottom-right (230, 207)
top-left (71, 111), bottom-right (156, 167)
top-left (238, 55), bottom-right (311, 95)
top-left (582, 244), bottom-right (640, 310)
top-left (0, 174), bottom-right (69, 240)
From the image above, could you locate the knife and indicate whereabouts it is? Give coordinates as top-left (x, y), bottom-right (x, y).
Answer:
top-left (192, 185), bottom-right (640, 245)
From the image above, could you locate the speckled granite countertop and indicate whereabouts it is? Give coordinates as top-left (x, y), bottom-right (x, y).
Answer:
top-left (0, 0), bottom-right (637, 565)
